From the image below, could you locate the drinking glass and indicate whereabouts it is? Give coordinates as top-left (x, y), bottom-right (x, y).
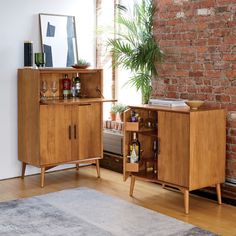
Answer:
top-left (40, 80), bottom-right (48, 100)
top-left (35, 52), bottom-right (46, 68)
top-left (50, 81), bottom-right (58, 98)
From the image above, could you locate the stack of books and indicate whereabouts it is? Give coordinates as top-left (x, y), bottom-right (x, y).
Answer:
top-left (149, 98), bottom-right (187, 107)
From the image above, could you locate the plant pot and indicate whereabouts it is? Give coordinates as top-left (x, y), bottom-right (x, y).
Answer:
top-left (110, 112), bottom-right (116, 121)
top-left (119, 112), bottom-right (124, 122)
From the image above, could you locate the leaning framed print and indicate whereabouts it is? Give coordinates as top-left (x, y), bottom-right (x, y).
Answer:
top-left (39, 13), bottom-right (78, 67)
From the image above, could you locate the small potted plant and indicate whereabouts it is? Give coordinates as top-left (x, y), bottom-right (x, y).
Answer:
top-left (72, 58), bottom-right (91, 69)
top-left (110, 103), bottom-right (127, 121)
top-left (115, 103), bottom-right (128, 122)
top-left (110, 104), bottom-right (119, 121)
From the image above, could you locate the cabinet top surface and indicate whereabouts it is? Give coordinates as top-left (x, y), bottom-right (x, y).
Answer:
top-left (128, 104), bottom-right (225, 113)
top-left (19, 68), bottom-right (102, 73)
top-left (40, 98), bottom-right (116, 105)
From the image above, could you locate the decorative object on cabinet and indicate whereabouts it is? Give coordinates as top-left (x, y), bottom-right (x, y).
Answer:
top-left (107, 0), bottom-right (163, 104)
top-left (123, 104), bottom-right (226, 214)
top-left (18, 68), bottom-right (115, 187)
top-left (24, 41), bottom-right (33, 67)
top-left (39, 14), bottom-right (78, 67)
top-left (185, 100), bottom-right (204, 110)
top-left (34, 52), bottom-right (46, 68)
top-left (72, 58), bottom-right (91, 69)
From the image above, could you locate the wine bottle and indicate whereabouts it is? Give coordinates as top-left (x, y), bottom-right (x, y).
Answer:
top-left (74, 73), bottom-right (81, 97)
top-left (130, 132), bottom-right (141, 163)
top-left (62, 74), bottom-right (71, 99)
top-left (71, 77), bottom-right (76, 98)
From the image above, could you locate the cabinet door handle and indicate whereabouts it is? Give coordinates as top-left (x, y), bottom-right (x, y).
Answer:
top-left (69, 126), bottom-right (71, 140)
top-left (158, 138), bottom-right (160, 154)
top-left (78, 103), bottom-right (91, 106)
top-left (74, 125), bottom-right (77, 139)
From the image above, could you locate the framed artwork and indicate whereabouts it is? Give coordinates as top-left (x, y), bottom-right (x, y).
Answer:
top-left (39, 13), bottom-right (78, 67)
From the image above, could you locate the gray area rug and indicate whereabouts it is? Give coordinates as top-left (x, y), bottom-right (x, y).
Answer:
top-left (0, 187), bottom-right (217, 236)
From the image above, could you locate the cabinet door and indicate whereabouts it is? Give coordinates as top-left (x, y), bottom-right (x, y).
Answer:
top-left (40, 105), bottom-right (72, 165)
top-left (72, 103), bottom-right (102, 160)
top-left (158, 111), bottom-right (190, 187)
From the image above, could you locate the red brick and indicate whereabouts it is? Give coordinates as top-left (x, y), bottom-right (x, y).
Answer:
top-left (189, 71), bottom-right (203, 77)
top-left (215, 95), bottom-right (230, 102)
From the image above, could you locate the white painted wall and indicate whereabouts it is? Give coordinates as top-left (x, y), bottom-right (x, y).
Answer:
top-left (0, 0), bottom-right (96, 180)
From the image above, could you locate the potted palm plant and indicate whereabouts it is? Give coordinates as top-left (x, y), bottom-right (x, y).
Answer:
top-left (107, 0), bottom-right (163, 104)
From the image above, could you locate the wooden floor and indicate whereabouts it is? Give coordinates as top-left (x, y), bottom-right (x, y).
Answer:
top-left (0, 165), bottom-right (235, 236)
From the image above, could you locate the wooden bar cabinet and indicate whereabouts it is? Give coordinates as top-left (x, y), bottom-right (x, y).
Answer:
top-left (123, 104), bottom-right (226, 214)
top-left (18, 68), bottom-right (114, 187)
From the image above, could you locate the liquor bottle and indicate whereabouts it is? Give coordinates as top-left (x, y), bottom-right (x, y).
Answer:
top-left (74, 73), bottom-right (81, 97)
top-left (62, 74), bottom-right (71, 99)
top-left (144, 111), bottom-right (153, 128)
top-left (71, 77), bottom-right (76, 98)
top-left (130, 132), bottom-right (141, 163)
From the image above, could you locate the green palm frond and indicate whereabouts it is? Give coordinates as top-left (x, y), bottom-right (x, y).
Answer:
top-left (107, 0), bottom-right (164, 103)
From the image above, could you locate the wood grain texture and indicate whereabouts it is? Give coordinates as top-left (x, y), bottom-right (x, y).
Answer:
top-left (40, 105), bottom-right (72, 165)
top-left (189, 110), bottom-right (226, 190)
top-left (158, 111), bottom-right (190, 187)
top-left (74, 103), bottom-right (102, 160)
top-left (18, 69), bottom-right (40, 166)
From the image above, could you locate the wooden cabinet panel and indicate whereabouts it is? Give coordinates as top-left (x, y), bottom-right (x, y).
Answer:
top-left (40, 105), bottom-right (72, 165)
top-left (158, 111), bottom-right (190, 187)
top-left (189, 110), bottom-right (226, 190)
top-left (73, 103), bottom-right (102, 160)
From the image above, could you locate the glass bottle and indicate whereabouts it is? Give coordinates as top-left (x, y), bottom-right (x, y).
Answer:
top-left (62, 74), bottom-right (71, 99)
top-left (130, 132), bottom-right (141, 163)
top-left (74, 73), bottom-right (81, 97)
top-left (71, 77), bottom-right (76, 98)
top-left (144, 111), bottom-right (153, 128)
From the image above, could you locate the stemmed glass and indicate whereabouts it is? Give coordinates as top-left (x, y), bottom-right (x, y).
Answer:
top-left (50, 81), bottom-right (58, 99)
top-left (40, 80), bottom-right (48, 100)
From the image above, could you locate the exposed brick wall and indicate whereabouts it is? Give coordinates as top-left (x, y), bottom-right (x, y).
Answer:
top-left (152, 0), bottom-right (236, 184)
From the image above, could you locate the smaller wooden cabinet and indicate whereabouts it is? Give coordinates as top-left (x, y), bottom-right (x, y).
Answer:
top-left (123, 105), bottom-right (226, 214)
top-left (18, 68), bottom-right (114, 187)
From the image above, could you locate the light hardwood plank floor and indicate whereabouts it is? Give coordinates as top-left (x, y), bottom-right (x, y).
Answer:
top-left (0, 166), bottom-right (235, 236)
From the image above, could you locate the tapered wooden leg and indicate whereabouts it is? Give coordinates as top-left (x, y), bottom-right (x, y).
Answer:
top-left (76, 164), bottom-right (79, 171)
top-left (183, 189), bottom-right (189, 214)
top-left (130, 175), bottom-right (136, 197)
top-left (95, 159), bottom-right (100, 178)
top-left (21, 162), bottom-right (27, 179)
top-left (40, 167), bottom-right (45, 188)
top-left (216, 183), bottom-right (222, 205)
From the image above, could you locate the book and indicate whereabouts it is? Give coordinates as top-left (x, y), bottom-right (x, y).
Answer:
top-left (148, 98), bottom-right (187, 107)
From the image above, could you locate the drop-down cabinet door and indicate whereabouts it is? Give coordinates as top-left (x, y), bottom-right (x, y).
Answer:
top-left (40, 105), bottom-right (72, 165)
top-left (158, 111), bottom-right (190, 188)
top-left (72, 103), bottom-right (102, 160)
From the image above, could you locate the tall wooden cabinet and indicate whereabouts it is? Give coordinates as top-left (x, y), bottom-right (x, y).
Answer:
top-left (123, 105), bottom-right (226, 214)
top-left (18, 68), bottom-right (114, 187)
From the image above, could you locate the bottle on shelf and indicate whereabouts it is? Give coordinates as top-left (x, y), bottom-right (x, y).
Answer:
top-left (71, 77), bottom-right (76, 98)
top-left (144, 111), bottom-right (154, 128)
top-left (130, 132), bottom-right (141, 163)
top-left (62, 74), bottom-right (71, 99)
top-left (152, 138), bottom-right (158, 174)
top-left (74, 73), bottom-right (81, 97)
